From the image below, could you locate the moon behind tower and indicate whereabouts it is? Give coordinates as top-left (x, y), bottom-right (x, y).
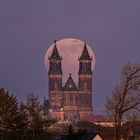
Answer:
top-left (44, 38), bottom-right (96, 85)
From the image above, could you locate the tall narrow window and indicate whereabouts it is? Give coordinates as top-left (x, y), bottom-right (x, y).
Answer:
top-left (84, 82), bottom-right (87, 89)
top-left (54, 81), bottom-right (57, 89)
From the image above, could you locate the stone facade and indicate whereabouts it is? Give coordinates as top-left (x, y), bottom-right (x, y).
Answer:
top-left (46, 41), bottom-right (93, 121)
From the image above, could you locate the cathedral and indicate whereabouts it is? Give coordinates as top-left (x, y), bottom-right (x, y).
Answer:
top-left (45, 40), bottom-right (93, 121)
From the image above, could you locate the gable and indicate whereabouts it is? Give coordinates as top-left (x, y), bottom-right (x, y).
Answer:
top-left (63, 75), bottom-right (77, 91)
top-left (92, 134), bottom-right (103, 140)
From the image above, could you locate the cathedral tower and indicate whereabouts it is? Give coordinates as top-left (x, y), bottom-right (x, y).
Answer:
top-left (78, 42), bottom-right (93, 116)
top-left (48, 41), bottom-right (63, 119)
top-left (46, 39), bottom-right (95, 121)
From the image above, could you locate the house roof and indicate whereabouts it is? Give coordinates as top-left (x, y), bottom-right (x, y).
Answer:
top-left (81, 132), bottom-right (103, 140)
top-left (80, 114), bottom-right (107, 122)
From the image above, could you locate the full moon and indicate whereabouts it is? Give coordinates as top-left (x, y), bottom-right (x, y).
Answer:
top-left (44, 38), bottom-right (96, 85)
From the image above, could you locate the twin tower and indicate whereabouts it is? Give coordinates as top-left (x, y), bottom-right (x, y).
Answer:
top-left (48, 41), bottom-right (93, 120)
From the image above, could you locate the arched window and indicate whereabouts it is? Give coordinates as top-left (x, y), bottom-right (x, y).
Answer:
top-left (54, 81), bottom-right (57, 89)
top-left (54, 63), bottom-right (57, 71)
top-left (84, 82), bottom-right (87, 89)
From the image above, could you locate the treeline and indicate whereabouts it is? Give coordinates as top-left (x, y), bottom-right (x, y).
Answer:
top-left (0, 88), bottom-right (114, 139)
top-left (0, 88), bottom-right (54, 138)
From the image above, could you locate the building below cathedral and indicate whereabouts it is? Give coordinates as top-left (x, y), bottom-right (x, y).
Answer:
top-left (44, 40), bottom-right (94, 121)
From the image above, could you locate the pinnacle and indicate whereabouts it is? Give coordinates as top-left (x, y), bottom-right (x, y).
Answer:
top-left (50, 40), bottom-right (61, 60)
top-left (79, 42), bottom-right (91, 60)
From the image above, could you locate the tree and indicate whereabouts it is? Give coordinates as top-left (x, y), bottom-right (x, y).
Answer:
top-left (0, 88), bottom-right (28, 134)
top-left (123, 111), bottom-right (138, 140)
top-left (105, 63), bottom-right (140, 140)
top-left (18, 102), bottom-right (29, 134)
top-left (25, 93), bottom-right (43, 135)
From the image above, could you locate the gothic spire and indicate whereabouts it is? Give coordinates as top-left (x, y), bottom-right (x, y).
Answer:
top-left (49, 40), bottom-right (61, 60)
top-left (79, 42), bottom-right (91, 60)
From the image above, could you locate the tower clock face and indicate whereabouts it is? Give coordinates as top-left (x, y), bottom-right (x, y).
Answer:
top-left (45, 38), bottom-right (96, 83)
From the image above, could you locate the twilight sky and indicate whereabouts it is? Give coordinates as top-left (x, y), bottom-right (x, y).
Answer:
top-left (0, 0), bottom-right (140, 114)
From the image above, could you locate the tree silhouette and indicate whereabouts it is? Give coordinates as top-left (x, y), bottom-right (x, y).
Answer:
top-left (105, 63), bottom-right (140, 140)
top-left (0, 88), bottom-right (28, 134)
top-left (25, 93), bottom-right (43, 135)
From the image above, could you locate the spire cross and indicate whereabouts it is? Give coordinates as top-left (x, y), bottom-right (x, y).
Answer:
top-left (54, 40), bottom-right (57, 45)
top-left (69, 73), bottom-right (71, 77)
top-left (84, 41), bottom-right (87, 46)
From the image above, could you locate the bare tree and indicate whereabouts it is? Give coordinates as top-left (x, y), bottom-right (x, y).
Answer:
top-left (124, 111), bottom-right (139, 140)
top-left (105, 63), bottom-right (140, 140)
